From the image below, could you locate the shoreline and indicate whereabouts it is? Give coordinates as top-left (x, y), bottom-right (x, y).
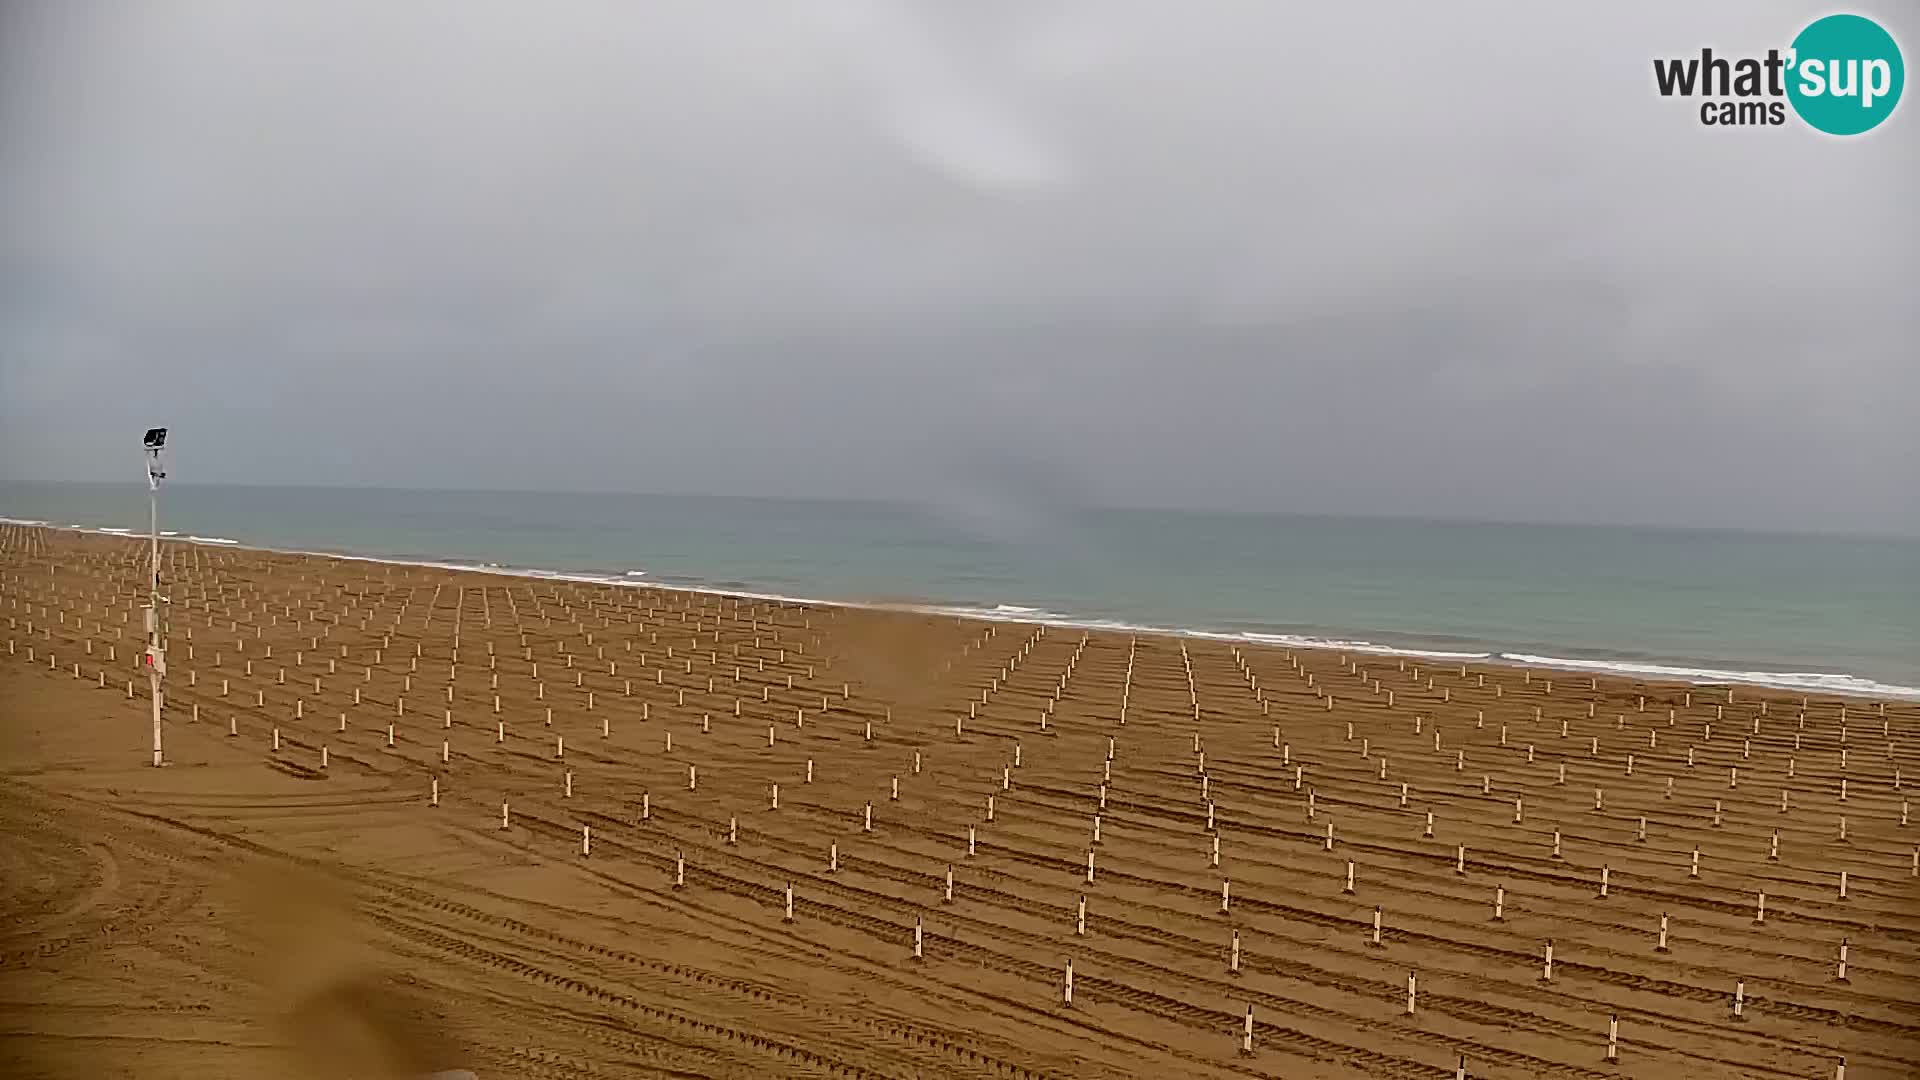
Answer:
top-left (8, 514), bottom-right (1918, 702)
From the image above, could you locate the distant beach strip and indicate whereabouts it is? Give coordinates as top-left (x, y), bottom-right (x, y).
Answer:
top-left (9, 513), bottom-right (1915, 702)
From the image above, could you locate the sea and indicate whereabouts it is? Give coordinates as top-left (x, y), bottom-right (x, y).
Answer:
top-left (4, 482), bottom-right (1916, 699)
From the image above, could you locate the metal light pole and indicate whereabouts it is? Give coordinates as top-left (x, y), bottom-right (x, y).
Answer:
top-left (142, 427), bottom-right (169, 766)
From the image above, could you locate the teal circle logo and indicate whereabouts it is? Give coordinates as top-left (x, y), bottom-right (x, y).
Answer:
top-left (1787, 14), bottom-right (1904, 135)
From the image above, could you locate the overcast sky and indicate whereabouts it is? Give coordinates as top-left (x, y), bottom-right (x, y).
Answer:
top-left (2, 1), bottom-right (1915, 535)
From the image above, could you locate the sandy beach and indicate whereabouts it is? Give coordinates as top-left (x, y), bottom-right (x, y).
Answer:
top-left (2, 522), bottom-right (1917, 1079)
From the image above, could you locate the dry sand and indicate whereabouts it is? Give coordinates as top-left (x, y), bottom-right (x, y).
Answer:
top-left (1, 523), bottom-right (1916, 1079)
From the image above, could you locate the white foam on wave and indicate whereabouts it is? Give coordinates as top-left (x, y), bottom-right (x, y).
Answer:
top-left (908, 606), bottom-right (1490, 661)
top-left (626, 570), bottom-right (648, 577)
top-left (272, 549), bottom-right (727, 600)
top-left (337, 554), bottom-right (645, 588)
top-left (1500, 653), bottom-right (1920, 701)
top-left (918, 602), bottom-right (1076, 625)
top-left (1068, 618), bottom-right (1164, 633)
top-left (900, 608), bottom-right (1493, 663)
top-left (1239, 631), bottom-right (1492, 661)
top-left (187, 535), bottom-right (240, 545)
top-left (97, 527), bottom-right (132, 534)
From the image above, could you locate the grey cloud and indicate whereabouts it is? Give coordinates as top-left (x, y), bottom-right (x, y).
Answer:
top-left (1, 1), bottom-right (1915, 534)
